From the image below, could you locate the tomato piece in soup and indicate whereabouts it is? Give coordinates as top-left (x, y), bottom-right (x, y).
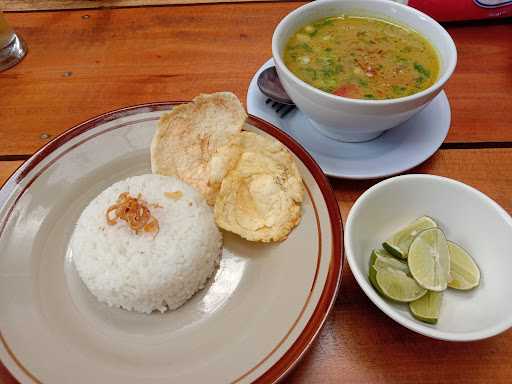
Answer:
top-left (333, 84), bottom-right (362, 98)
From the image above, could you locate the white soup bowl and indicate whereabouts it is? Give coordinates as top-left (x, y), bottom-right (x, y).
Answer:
top-left (272, 0), bottom-right (457, 142)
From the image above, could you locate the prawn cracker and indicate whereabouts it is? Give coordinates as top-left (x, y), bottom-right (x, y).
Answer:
top-left (151, 92), bottom-right (247, 204)
top-left (211, 131), bottom-right (304, 242)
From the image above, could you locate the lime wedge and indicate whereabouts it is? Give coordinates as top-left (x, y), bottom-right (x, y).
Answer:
top-left (409, 291), bottom-right (443, 324)
top-left (382, 216), bottom-right (437, 259)
top-left (408, 227), bottom-right (450, 291)
top-left (371, 249), bottom-right (409, 272)
top-left (374, 268), bottom-right (427, 302)
top-left (447, 241), bottom-right (480, 290)
top-left (369, 249), bottom-right (410, 290)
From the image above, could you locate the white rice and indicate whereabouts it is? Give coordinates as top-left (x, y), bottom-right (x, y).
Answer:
top-left (71, 174), bottom-right (222, 314)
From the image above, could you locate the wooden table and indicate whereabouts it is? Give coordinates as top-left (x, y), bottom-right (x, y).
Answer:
top-left (0, 3), bottom-right (511, 383)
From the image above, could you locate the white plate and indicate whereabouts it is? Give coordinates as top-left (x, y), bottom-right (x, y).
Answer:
top-left (247, 59), bottom-right (451, 179)
top-left (0, 103), bottom-right (343, 383)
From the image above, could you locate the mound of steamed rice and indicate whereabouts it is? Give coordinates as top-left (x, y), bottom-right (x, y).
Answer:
top-left (71, 174), bottom-right (222, 314)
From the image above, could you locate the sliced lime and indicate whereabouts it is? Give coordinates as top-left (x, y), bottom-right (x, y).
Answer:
top-left (382, 216), bottom-right (437, 259)
top-left (371, 249), bottom-right (409, 272)
top-left (374, 268), bottom-right (427, 302)
top-left (408, 227), bottom-right (450, 291)
top-left (447, 241), bottom-right (480, 290)
top-left (409, 291), bottom-right (443, 324)
top-left (369, 249), bottom-right (410, 290)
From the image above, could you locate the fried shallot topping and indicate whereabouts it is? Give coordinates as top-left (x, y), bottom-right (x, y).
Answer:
top-left (106, 192), bottom-right (160, 236)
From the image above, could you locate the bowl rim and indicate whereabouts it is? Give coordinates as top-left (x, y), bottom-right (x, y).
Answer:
top-left (344, 173), bottom-right (512, 341)
top-left (272, 0), bottom-right (458, 106)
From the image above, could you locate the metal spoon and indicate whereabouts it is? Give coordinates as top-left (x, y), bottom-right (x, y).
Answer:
top-left (257, 66), bottom-right (294, 105)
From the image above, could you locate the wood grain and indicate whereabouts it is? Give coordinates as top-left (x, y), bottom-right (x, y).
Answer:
top-left (0, 6), bottom-right (511, 155)
top-left (0, 3), bottom-right (287, 155)
top-left (442, 19), bottom-right (512, 143)
top-left (1, 0), bottom-right (302, 12)
top-left (0, 161), bottom-right (21, 185)
top-left (0, 149), bottom-right (511, 383)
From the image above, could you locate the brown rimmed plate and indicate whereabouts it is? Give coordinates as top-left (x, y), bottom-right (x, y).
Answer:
top-left (0, 102), bottom-right (343, 383)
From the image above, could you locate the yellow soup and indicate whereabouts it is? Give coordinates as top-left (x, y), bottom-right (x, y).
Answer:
top-left (283, 16), bottom-right (440, 99)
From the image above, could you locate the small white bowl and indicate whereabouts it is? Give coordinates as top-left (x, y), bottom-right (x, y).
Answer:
top-left (272, 0), bottom-right (457, 142)
top-left (345, 174), bottom-right (512, 341)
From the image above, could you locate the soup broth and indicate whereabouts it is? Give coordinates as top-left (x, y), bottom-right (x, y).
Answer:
top-left (283, 16), bottom-right (440, 99)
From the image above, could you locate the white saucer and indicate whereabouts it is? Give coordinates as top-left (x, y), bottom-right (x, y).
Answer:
top-left (247, 59), bottom-right (451, 179)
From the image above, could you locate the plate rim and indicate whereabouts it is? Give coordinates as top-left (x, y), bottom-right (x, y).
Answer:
top-left (0, 102), bottom-right (344, 384)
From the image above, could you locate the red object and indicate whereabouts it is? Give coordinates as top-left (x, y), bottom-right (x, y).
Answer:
top-left (407, 0), bottom-right (512, 21)
top-left (334, 84), bottom-right (361, 98)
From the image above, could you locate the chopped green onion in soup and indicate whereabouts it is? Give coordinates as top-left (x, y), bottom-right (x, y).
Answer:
top-left (283, 15), bottom-right (439, 99)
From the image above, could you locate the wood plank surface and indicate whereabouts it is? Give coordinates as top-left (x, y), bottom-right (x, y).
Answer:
top-left (0, 161), bottom-right (21, 184)
top-left (0, 5), bottom-right (511, 156)
top-left (0, 149), bottom-right (511, 383)
top-left (442, 19), bottom-right (512, 144)
top-left (1, 0), bottom-right (301, 12)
